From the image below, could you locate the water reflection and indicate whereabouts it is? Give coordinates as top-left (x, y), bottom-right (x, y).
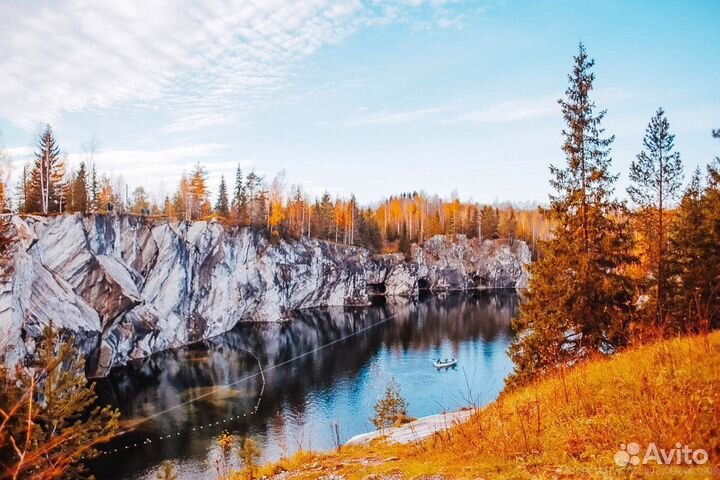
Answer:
top-left (90, 291), bottom-right (518, 479)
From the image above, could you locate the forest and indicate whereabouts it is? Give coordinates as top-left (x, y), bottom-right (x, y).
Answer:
top-left (1, 129), bottom-right (550, 255)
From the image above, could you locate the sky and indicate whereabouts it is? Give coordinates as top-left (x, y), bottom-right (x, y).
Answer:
top-left (0, 0), bottom-right (718, 205)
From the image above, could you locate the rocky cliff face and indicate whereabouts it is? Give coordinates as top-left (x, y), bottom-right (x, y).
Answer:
top-left (0, 214), bottom-right (530, 376)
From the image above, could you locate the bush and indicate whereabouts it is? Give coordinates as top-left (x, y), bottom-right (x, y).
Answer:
top-left (371, 378), bottom-right (409, 430)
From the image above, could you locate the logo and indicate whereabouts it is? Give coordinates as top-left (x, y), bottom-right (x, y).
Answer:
top-left (614, 443), bottom-right (641, 466)
top-left (615, 442), bottom-right (708, 467)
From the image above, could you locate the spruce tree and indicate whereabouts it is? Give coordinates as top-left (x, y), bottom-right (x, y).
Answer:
top-left (666, 168), bottom-right (716, 330)
top-left (68, 161), bottom-right (89, 213)
top-left (508, 43), bottom-right (635, 388)
top-left (215, 175), bottom-right (230, 217)
top-left (89, 161), bottom-right (99, 212)
top-left (27, 125), bottom-right (66, 214)
top-left (627, 108), bottom-right (683, 325)
top-left (480, 205), bottom-right (498, 240)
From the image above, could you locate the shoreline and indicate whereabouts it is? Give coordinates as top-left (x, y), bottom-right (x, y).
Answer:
top-left (345, 408), bottom-right (475, 446)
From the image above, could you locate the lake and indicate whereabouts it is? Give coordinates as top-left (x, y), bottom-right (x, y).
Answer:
top-left (89, 291), bottom-right (518, 479)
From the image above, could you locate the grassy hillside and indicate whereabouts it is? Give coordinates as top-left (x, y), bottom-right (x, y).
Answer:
top-left (257, 332), bottom-right (720, 479)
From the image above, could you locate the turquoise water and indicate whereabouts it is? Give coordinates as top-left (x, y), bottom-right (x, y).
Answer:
top-left (90, 291), bottom-right (518, 479)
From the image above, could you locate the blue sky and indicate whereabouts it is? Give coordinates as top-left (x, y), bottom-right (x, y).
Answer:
top-left (0, 0), bottom-right (718, 204)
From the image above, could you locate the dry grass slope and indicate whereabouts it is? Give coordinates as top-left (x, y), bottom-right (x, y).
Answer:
top-left (257, 332), bottom-right (720, 479)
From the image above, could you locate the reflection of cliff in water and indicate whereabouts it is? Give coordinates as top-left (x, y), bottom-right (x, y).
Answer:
top-left (91, 291), bottom-right (517, 479)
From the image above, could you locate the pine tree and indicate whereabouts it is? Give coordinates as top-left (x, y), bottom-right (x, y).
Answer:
top-left (508, 44), bottom-right (635, 388)
top-left (371, 378), bottom-right (409, 430)
top-left (666, 168), bottom-right (715, 330)
top-left (68, 161), bottom-right (89, 213)
top-left (480, 205), bottom-right (498, 240)
top-left (231, 164), bottom-right (248, 226)
top-left (245, 171), bottom-right (263, 227)
top-left (26, 125), bottom-right (66, 214)
top-left (664, 130), bottom-right (720, 331)
top-left (89, 161), bottom-right (99, 212)
top-left (0, 325), bottom-right (120, 479)
top-left (627, 108), bottom-right (683, 325)
top-left (215, 175), bottom-right (230, 217)
top-left (315, 191), bottom-right (334, 239)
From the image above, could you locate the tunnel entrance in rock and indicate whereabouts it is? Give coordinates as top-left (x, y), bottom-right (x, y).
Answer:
top-left (472, 274), bottom-right (487, 289)
top-left (368, 282), bottom-right (387, 295)
top-left (417, 278), bottom-right (430, 291)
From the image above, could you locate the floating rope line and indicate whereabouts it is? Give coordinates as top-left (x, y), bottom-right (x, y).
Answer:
top-left (97, 295), bottom-right (434, 457)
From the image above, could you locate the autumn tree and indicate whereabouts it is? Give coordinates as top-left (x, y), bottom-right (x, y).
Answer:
top-left (268, 173), bottom-right (285, 234)
top-left (131, 186), bottom-right (150, 214)
top-left (237, 437), bottom-right (262, 479)
top-left (0, 325), bottom-right (120, 479)
top-left (156, 461), bottom-right (178, 480)
top-left (500, 207), bottom-right (518, 245)
top-left (627, 108), bottom-right (683, 325)
top-left (189, 163), bottom-right (211, 220)
top-left (215, 175), bottom-right (230, 217)
top-left (509, 43), bottom-right (635, 387)
top-left (96, 174), bottom-right (118, 213)
top-left (173, 174), bottom-right (191, 221)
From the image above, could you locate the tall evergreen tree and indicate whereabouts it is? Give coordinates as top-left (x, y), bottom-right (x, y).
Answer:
top-left (68, 161), bottom-right (89, 213)
top-left (27, 124), bottom-right (66, 214)
top-left (231, 164), bottom-right (247, 225)
top-left (508, 43), bottom-right (635, 388)
top-left (666, 168), bottom-right (716, 330)
top-left (215, 175), bottom-right (230, 217)
top-left (627, 108), bottom-right (683, 325)
top-left (89, 161), bottom-right (99, 212)
top-left (479, 205), bottom-right (498, 240)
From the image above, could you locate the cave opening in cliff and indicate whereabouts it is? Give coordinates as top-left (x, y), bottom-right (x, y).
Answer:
top-left (417, 278), bottom-right (430, 290)
top-left (368, 282), bottom-right (386, 295)
top-left (472, 274), bottom-right (486, 289)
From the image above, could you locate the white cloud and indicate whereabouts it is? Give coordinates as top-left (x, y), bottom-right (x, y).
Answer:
top-left (345, 106), bottom-right (449, 125)
top-left (162, 113), bottom-right (237, 134)
top-left (443, 98), bottom-right (558, 124)
top-left (345, 97), bottom-right (559, 127)
top-left (0, 0), bottom-right (463, 128)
